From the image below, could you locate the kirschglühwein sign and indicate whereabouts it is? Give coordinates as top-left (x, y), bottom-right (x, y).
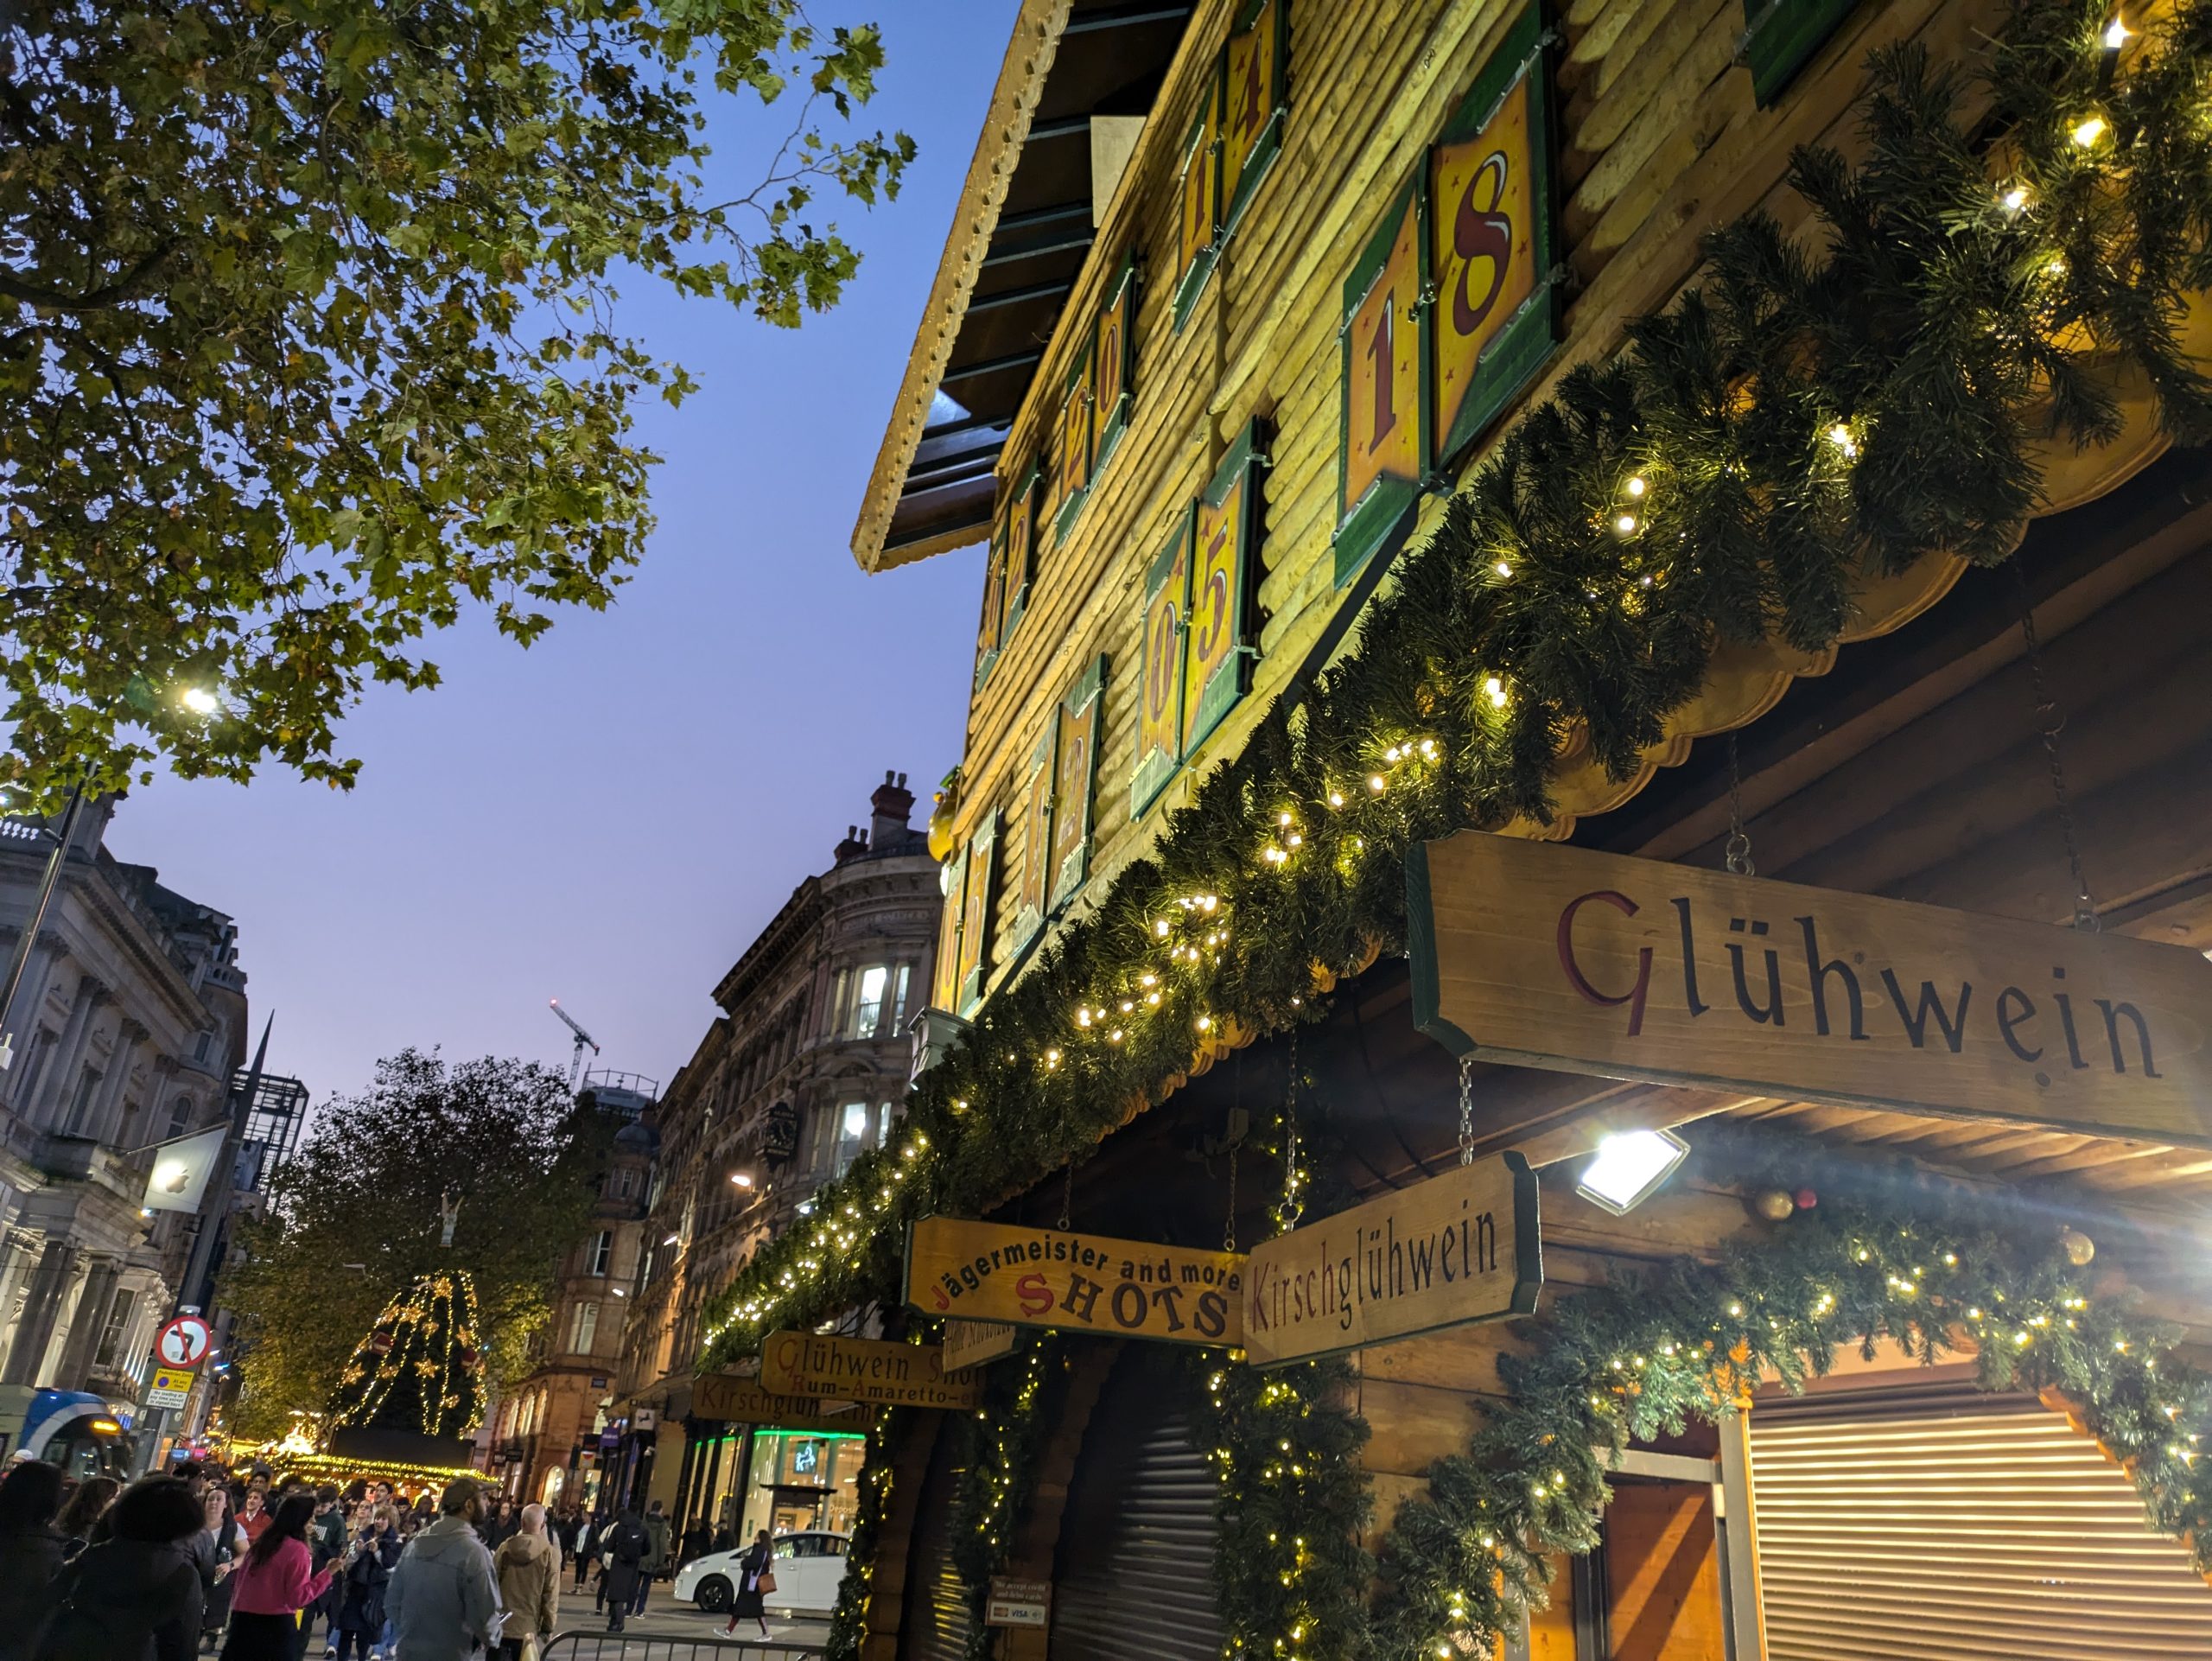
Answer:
top-left (1243, 1153), bottom-right (1540, 1365)
top-left (1408, 832), bottom-right (2212, 1147)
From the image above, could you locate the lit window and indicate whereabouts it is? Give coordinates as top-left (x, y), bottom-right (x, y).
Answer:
top-left (588, 1231), bottom-right (613, 1277)
top-left (569, 1301), bottom-right (599, 1354)
top-left (832, 1102), bottom-right (875, 1174)
top-left (850, 964), bottom-right (889, 1039)
top-left (889, 964), bottom-right (912, 1029)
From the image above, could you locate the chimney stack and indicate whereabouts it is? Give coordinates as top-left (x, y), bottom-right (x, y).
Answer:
top-left (835, 823), bottom-right (869, 864)
top-left (870, 769), bottom-right (916, 851)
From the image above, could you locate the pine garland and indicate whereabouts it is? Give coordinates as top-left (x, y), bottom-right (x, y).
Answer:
top-left (824, 1410), bottom-right (899, 1661)
top-left (950, 1333), bottom-right (1068, 1660)
top-left (1191, 1352), bottom-right (1375, 1661)
top-left (1368, 1125), bottom-right (2212, 1660)
top-left (706, 8), bottom-right (2212, 1641)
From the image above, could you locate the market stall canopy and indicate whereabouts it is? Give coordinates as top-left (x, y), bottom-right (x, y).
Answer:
top-left (850, 0), bottom-right (1195, 571)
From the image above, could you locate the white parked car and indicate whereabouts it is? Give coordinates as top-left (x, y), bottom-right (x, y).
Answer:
top-left (674, 1529), bottom-right (853, 1616)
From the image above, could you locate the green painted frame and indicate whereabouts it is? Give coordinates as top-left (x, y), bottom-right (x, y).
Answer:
top-left (1171, 70), bottom-right (1225, 333)
top-left (1219, 0), bottom-right (1289, 242)
top-left (1092, 252), bottom-right (1139, 479)
top-left (1049, 331), bottom-right (1097, 546)
top-left (1181, 418), bottom-right (1269, 760)
top-left (1333, 173), bottom-right (1433, 588)
top-left (956, 808), bottom-right (1000, 1019)
top-left (1744, 0), bottom-right (1866, 106)
top-left (1050, 653), bottom-right (1108, 914)
top-left (1130, 506), bottom-right (1194, 817)
top-left (1428, 1), bottom-right (1561, 476)
top-left (1008, 722), bottom-right (1056, 961)
top-left (999, 462), bottom-right (1039, 647)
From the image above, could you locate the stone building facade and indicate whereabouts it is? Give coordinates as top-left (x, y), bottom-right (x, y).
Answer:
top-left (614, 773), bottom-right (938, 1534)
top-left (0, 798), bottom-right (251, 1412)
top-left (486, 1075), bottom-right (658, 1511)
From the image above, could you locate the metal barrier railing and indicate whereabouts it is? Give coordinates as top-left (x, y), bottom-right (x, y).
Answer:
top-left (540, 1634), bottom-right (827, 1661)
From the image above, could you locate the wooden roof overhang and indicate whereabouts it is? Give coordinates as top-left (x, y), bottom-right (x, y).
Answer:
top-left (849, 0), bottom-right (1197, 572)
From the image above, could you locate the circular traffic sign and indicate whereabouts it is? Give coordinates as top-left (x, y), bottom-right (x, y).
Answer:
top-left (156, 1314), bottom-right (212, 1368)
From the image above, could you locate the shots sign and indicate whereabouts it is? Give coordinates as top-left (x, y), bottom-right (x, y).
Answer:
top-left (943, 1319), bottom-right (1019, 1371)
top-left (1407, 831), bottom-right (2212, 1149)
top-left (1243, 1153), bottom-right (1540, 1365)
top-left (759, 1332), bottom-right (981, 1410)
top-left (986, 1577), bottom-right (1052, 1628)
top-left (906, 1216), bottom-right (1245, 1347)
top-left (691, 1373), bottom-right (859, 1429)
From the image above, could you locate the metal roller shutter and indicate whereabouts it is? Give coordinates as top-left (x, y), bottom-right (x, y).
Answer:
top-left (1050, 1346), bottom-right (1224, 1661)
top-left (1750, 1396), bottom-right (2212, 1660)
top-left (899, 1416), bottom-right (974, 1661)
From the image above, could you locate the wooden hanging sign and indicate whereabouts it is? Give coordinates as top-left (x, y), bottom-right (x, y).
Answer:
top-left (1243, 1152), bottom-right (1541, 1366)
top-left (943, 1319), bottom-right (1020, 1371)
top-left (1408, 831), bottom-right (2212, 1148)
top-left (759, 1332), bottom-right (981, 1410)
top-left (906, 1215), bottom-right (1244, 1347)
top-left (690, 1372), bottom-right (861, 1428)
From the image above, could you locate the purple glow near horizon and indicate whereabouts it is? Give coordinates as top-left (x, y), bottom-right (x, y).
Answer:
top-left (105, 4), bottom-right (1017, 1112)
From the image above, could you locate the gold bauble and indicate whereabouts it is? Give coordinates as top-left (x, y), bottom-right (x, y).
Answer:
top-left (2059, 1225), bottom-right (2095, 1266)
top-left (1753, 1188), bottom-right (1796, 1222)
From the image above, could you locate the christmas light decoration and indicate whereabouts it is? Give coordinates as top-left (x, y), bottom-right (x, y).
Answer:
top-left (327, 1271), bottom-right (486, 1441)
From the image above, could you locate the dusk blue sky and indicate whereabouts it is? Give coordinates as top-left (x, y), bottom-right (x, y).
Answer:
top-left (107, 3), bottom-right (1019, 1109)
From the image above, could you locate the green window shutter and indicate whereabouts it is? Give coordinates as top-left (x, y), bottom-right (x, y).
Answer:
top-left (1050, 654), bottom-right (1108, 914)
top-left (1181, 420), bottom-right (1268, 758)
top-left (1743, 0), bottom-right (1866, 106)
top-left (1130, 509), bottom-right (1193, 816)
top-left (955, 811), bottom-right (1000, 1018)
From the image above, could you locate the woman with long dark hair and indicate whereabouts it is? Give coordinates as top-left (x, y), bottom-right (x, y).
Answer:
top-left (219, 1494), bottom-right (337, 1661)
top-left (35, 1476), bottom-right (204, 1661)
top-left (52, 1476), bottom-right (118, 1558)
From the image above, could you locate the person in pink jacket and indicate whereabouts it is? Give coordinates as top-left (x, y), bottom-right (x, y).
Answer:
top-left (221, 1494), bottom-right (339, 1661)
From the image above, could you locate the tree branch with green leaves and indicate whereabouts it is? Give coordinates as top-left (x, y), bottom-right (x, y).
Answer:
top-left (0, 0), bottom-right (913, 807)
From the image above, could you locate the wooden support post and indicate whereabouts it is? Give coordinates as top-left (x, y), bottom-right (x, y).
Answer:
top-left (1715, 1411), bottom-right (1767, 1661)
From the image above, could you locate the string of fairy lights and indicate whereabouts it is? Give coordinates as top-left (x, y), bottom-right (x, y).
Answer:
top-left (755, 5), bottom-right (2212, 1658)
top-left (328, 1272), bottom-right (484, 1441)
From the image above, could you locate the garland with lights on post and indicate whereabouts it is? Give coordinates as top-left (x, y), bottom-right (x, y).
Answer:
top-left (1368, 1123), bottom-right (2212, 1660)
top-left (825, 1413), bottom-right (900, 1661)
top-left (702, 1), bottom-right (2212, 1637)
top-left (948, 1332), bottom-right (1069, 1660)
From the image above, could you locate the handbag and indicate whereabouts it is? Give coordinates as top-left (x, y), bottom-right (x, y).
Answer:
top-left (756, 1569), bottom-right (779, 1595)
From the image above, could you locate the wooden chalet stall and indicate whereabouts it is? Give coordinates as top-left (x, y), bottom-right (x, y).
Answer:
top-left (835, 0), bottom-right (2212, 1657)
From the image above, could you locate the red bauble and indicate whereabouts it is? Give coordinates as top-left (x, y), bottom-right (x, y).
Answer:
top-left (459, 1348), bottom-right (480, 1369)
top-left (366, 1330), bottom-right (394, 1355)
top-left (1794, 1187), bottom-right (1819, 1211)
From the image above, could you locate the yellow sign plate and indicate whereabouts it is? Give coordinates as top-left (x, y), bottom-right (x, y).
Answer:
top-left (759, 1333), bottom-right (981, 1410)
top-left (906, 1216), bottom-right (1244, 1347)
top-left (690, 1373), bottom-right (862, 1429)
top-left (943, 1319), bottom-right (1020, 1372)
top-left (1408, 831), bottom-right (2212, 1148)
top-left (1243, 1154), bottom-right (1540, 1366)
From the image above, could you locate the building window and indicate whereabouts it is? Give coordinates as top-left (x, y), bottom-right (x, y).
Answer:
top-left (167, 1095), bottom-right (193, 1139)
top-left (826, 1101), bottom-right (879, 1175)
top-left (890, 964), bottom-right (912, 1032)
top-left (64, 1068), bottom-right (101, 1136)
top-left (94, 1289), bottom-right (137, 1372)
top-left (569, 1301), bottom-right (599, 1354)
top-left (588, 1231), bottom-right (613, 1277)
top-left (850, 964), bottom-right (889, 1039)
top-left (192, 1029), bottom-right (213, 1064)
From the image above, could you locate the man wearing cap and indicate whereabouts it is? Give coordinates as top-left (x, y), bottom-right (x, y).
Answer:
top-left (385, 1477), bottom-right (503, 1660)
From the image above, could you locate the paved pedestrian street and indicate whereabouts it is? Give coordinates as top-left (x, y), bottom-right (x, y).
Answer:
top-left (541, 1582), bottom-right (830, 1655)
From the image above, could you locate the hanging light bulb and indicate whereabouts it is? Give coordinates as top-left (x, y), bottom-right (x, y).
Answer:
top-left (2104, 15), bottom-right (2129, 48)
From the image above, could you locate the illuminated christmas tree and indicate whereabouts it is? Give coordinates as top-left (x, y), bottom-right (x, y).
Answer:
top-left (327, 1270), bottom-right (485, 1447)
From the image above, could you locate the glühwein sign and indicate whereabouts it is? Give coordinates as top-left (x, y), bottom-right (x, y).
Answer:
top-left (1408, 832), bottom-right (2212, 1148)
top-left (759, 1332), bottom-right (980, 1410)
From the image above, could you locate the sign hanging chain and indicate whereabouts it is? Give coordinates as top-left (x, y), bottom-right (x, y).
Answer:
top-left (1058, 1159), bottom-right (1073, 1231)
top-left (1725, 733), bottom-right (1756, 877)
top-left (2016, 567), bottom-right (2100, 932)
top-left (1458, 1053), bottom-right (1477, 1166)
top-left (1280, 1028), bottom-right (1304, 1234)
top-left (1224, 1138), bottom-right (1238, 1253)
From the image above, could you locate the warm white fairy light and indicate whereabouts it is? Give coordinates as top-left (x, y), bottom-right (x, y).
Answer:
top-left (2104, 15), bottom-right (2129, 48)
top-left (1484, 676), bottom-right (1508, 708)
top-left (2072, 111), bottom-right (2107, 145)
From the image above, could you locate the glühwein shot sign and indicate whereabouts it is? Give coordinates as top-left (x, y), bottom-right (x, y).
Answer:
top-left (760, 1331), bottom-right (981, 1410)
top-left (1408, 832), bottom-right (2212, 1148)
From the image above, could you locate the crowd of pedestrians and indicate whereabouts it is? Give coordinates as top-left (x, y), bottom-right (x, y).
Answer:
top-left (0, 1458), bottom-right (690, 1661)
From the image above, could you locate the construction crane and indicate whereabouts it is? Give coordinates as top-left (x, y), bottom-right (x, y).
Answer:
top-left (548, 998), bottom-right (601, 1091)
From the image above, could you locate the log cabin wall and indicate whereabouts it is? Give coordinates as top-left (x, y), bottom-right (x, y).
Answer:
top-left (940, 0), bottom-right (2026, 1015)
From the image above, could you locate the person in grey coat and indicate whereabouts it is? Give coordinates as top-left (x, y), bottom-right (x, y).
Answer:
top-left (383, 1480), bottom-right (501, 1661)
